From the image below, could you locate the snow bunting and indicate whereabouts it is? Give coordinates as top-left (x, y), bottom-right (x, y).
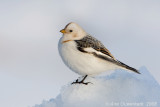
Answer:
top-left (58, 22), bottom-right (140, 85)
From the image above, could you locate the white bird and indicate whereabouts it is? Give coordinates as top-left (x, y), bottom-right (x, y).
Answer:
top-left (58, 22), bottom-right (140, 85)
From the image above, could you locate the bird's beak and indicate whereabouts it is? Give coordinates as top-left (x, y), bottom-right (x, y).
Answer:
top-left (60, 29), bottom-right (66, 34)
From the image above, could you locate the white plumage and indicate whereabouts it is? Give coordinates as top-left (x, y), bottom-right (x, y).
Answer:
top-left (58, 22), bottom-right (140, 84)
top-left (58, 39), bottom-right (118, 76)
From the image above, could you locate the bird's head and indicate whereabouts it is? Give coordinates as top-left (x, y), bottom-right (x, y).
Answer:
top-left (60, 22), bottom-right (87, 43)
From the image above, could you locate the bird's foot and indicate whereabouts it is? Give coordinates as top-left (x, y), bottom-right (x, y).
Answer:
top-left (71, 79), bottom-right (91, 85)
top-left (71, 75), bottom-right (92, 85)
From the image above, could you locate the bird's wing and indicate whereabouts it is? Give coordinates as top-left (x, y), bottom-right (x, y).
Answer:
top-left (75, 35), bottom-right (140, 74)
top-left (75, 35), bottom-right (116, 60)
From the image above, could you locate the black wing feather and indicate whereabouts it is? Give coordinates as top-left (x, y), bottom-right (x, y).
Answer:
top-left (75, 35), bottom-right (115, 59)
top-left (75, 35), bottom-right (140, 74)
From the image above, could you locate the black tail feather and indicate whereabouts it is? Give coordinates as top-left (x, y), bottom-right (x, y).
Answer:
top-left (92, 52), bottom-right (140, 74)
top-left (117, 60), bottom-right (140, 74)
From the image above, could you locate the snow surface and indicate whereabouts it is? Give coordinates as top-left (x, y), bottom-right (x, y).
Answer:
top-left (34, 67), bottom-right (160, 107)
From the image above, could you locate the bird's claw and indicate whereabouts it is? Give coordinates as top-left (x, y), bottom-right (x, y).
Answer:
top-left (71, 80), bottom-right (92, 85)
top-left (71, 75), bottom-right (92, 85)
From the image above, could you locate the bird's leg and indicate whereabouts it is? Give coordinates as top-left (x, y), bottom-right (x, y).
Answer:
top-left (71, 75), bottom-right (92, 85)
top-left (80, 75), bottom-right (88, 83)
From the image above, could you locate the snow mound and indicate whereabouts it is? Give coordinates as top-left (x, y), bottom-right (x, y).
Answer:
top-left (34, 67), bottom-right (160, 107)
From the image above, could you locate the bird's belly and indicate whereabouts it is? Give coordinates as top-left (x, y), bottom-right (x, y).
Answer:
top-left (58, 41), bottom-right (115, 76)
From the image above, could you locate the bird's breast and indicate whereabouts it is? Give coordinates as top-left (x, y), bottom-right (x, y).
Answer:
top-left (58, 39), bottom-right (116, 75)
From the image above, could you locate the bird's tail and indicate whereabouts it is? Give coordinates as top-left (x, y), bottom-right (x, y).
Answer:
top-left (117, 60), bottom-right (140, 74)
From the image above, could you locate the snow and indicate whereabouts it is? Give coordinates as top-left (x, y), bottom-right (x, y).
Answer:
top-left (34, 67), bottom-right (160, 107)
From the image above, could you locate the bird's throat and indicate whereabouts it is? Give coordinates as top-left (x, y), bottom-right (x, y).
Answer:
top-left (62, 40), bottom-right (72, 44)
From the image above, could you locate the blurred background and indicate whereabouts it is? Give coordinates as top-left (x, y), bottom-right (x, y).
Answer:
top-left (0, 0), bottom-right (160, 107)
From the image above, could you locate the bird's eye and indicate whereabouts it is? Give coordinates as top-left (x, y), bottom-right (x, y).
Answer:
top-left (69, 30), bottom-right (73, 32)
